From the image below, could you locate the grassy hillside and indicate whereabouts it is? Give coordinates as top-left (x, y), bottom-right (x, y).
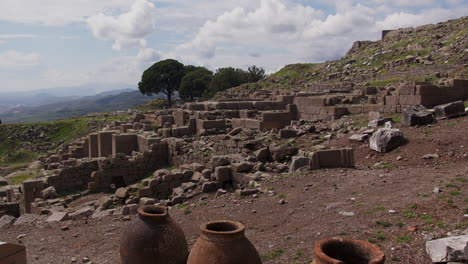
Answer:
top-left (0, 115), bottom-right (130, 167)
top-left (218, 16), bottom-right (467, 97)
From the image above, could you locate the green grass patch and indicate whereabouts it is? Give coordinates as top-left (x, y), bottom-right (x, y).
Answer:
top-left (376, 221), bottom-right (392, 228)
top-left (395, 236), bottom-right (412, 243)
top-left (402, 210), bottom-right (418, 218)
top-left (369, 78), bottom-right (400, 87)
top-left (261, 249), bottom-right (285, 260)
top-left (10, 169), bottom-right (41, 185)
top-left (450, 190), bottom-right (462, 196)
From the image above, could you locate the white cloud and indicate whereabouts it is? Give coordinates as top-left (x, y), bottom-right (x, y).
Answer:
top-left (0, 34), bottom-right (37, 39)
top-left (172, 0), bottom-right (467, 72)
top-left (0, 0), bottom-right (131, 25)
top-left (0, 50), bottom-right (41, 68)
top-left (87, 0), bottom-right (156, 50)
top-left (376, 8), bottom-right (466, 29)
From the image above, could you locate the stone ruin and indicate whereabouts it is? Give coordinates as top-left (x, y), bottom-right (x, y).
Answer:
top-left (0, 79), bottom-right (467, 219)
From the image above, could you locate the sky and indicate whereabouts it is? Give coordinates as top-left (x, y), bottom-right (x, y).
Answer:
top-left (0, 0), bottom-right (467, 92)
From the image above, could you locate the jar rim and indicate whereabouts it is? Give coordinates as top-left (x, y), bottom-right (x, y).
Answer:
top-left (137, 205), bottom-right (168, 218)
top-left (200, 220), bottom-right (245, 236)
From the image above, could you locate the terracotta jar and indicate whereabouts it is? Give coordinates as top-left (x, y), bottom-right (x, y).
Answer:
top-left (187, 220), bottom-right (262, 264)
top-left (311, 237), bottom-right (385, 264)
top-left (120, 205), bottom-right (189, 264)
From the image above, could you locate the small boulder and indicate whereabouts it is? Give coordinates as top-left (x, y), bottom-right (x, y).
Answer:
top-left (368, 118), bottom-right (394, 128)
top-left (14, 214), bottom-right (39, 226)
top-left (270, 144), bottom-right (298, 162)
top-left (425, 235), bottom-right (468, 263)
top-left (68, 206), bottom-right (94, 220)
top-left (254, 148), bottom-right (270, 162)
top-left (202, 182), bottom-right (219, 193)
top-left (349, 134), bottom-right (368, 142)
top-left (41, 186), bottom-right (57, 199)
top-left (210, 156), bottom-right (230, 167)
top-left (46, 211), bottom-right (69, 222)
top-left (0, 215), bottom-right (16, 228)
top-left (434, 101), bottom-right (465, 119)
top-left (370, 128), bottom-right (405, 153)
top-left (289, 156), bottom-right (310, 172)
top-left (401, 105), bottom-right (435, 126)
top-left (115, 187), bottom-right (129, 199)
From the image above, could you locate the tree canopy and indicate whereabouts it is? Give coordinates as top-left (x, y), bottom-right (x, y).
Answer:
top-left (179, 67), bottom-right (213, 101)
top-left (203, 66), bottom-right (266, 97)
top-left (138, 59), bottom-right (185, 106)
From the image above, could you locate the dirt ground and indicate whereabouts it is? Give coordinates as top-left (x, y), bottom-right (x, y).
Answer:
top-left (1, 115), bottom-right (468, 264)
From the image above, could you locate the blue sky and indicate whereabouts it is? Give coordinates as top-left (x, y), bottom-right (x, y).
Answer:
top-left (0, 0), bottom-right (466, 92)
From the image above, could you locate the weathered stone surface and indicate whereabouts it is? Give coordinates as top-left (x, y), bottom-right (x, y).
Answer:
top-left (92, 208), bottom-right (114, 219)
top-left (121, 204), bottom-right (139, 215)
top-left (279, 129), bottom-right (298, 138)
top-left (231, 162), bottom-right (254, 173)
top-left (214, 166), bottom-right (232, 182)
top-left (46, 211), bottom-right (69, 222)
top-left (270, 144), bottom-right (298, 162)
top-left (289, 156), bottom-right (311, 172)
top-left (349, 134), bottom-right (368, 142)
top-left (370, 128), bottom-right (405, 153)
top-left (228, 127), bottom-right (242, 136)
top-left (434, 101), bottom-right (466, 119)
top-left (401, 105), bottom-right (435, 126)
top-left (0, 215), bottom-right (16, 228)
top-left (69, 206), bottom-right (94, 220)
top-left (98, 196), bottom-right (113, 209)
top-left (41, 186), bottom-right (57, 199)
top-left (368, 118), bottom-right (394, 128)
top-left (210, 156), bottom-right (230, 167)
top-left (115, 187), bottom-right (129, 199)
top-left (235, 189), bottom-right (259, 196)
top-left (309, 148), bottom-right (355, 169)
top-left (14, 214), bottom-right (39, 226)
top-left (139, 197), bottom-right (156, 205)
top-left (254, 148), bottom-right (270, 162)
top-left (425, 235), bottom-right (468, 263)
top-left (202, 182), bottom-right (219, 193)
top-left (0, 177), bottom-right (8, 186)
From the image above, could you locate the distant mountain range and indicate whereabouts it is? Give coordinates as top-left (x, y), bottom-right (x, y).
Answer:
top-left (0, 89), bottom-right (162, 123)
top-left (0, 83), bottom-right (134, 106)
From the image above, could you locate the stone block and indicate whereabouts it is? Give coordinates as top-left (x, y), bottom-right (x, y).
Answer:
top-left (88, 133), bottom-right (99, 158)
top-left (434, 101), bottom-right (465, 119)
top-left (112, 133), bottom-right (138, 156)
top-left (369, 128), bottom-right (405, 153)
top-left (214, 166), bottom-right (232, 182)
top-left (290, 156), bottom-right (311, 172)
top-left (309, 148), bottom-right (355, 169)
top-left (98, 131), bottom-right (116, 158)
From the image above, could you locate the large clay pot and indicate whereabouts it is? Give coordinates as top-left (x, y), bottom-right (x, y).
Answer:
top-left (120, 205), bottom-right (189, 264)
top-left (187, 220), bottom-right (262, 264)
top-left (311, 237), bottom-right (385, 264)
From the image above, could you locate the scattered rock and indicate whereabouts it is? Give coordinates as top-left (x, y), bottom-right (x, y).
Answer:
top-left (68, 206), bottom-right (94, 220)
top-left (46, 211), bottom-right (69, 222)
top-left (41, 186), bottom-right (57, 199)
top-left (14, 214), bottom-right (39, 226)
top-left (369, 128), bottom-right (405, 153)
top-left (434, 101), bottom-right (466, 119)
top-left (425, 235), bottom-right (468, 263)
top-left (0, 215), bottom-right (16, 228)
top-left (349, 134), bottom-right (368, 142)
top-left (401, 105), bottom-right (435, 126)
top-left (423, 154), bottom-right (440, 159)
top-left (289, 156), bottom-right (310, 172)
